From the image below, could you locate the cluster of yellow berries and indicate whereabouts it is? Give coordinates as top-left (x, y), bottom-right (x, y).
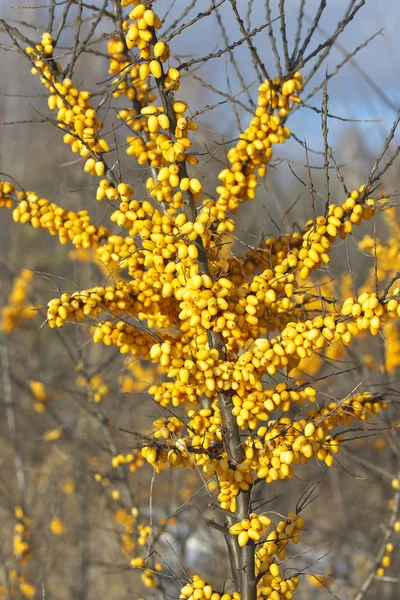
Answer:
top-left (76, 374), bottom-right (110, 403)
top-left (244, 392), bottom-right (386, 481)
top-left (376, 542), bottom-right (394, 577)
top-left (255, 415), bottom-right (334, 476)
top-left (180, 576), bottom-right (239, 600)
top-left (93, 321), bottom-right (154, 359)
top-left (232, 382), bottom-right (315, 430)
top-left (130, 556), bottom-right (163, 588)
top-left (137, 407), bottom-right (221, 475)
top-left (228, 189), bottom-right (376, 347)
top-left (0, 180), bottom-right (14, 209)
top-left (27, 31), bottom-right (54, 78)
top-left (148, 379), bottom-right (200, 408)
top-left (137, 523), bottom-right (151, 546)
top-left (136, 382), bottom-right (388, 510)
top-left (152, 415), bottom-right (183, 440)
top-left (0, 182), bottom-right (109, 249)
top-left (199, 187), bottom-right (376, 354)
top-left (125, 4), bottom-right (161, 50)
top-left (216, 457), bottom-right (253, 511)
top-left (27, 36), bottom-right (112, 178)
top-left (341, 291), bottom-right (399, 336)
top-left (256, 511), bottom-right (303, 566)
top-left (314, 392), bottom-right (387, 425)
top-left (212, 74), bottom-right (301, 225)
top-left (114, 2), bottom-right (199, 210)
top-left (291, 192), bottom-right (375, 282)
top-left (45, 275), bottom-right (175, 331)
top-left (257, 563), bottom-right (300, 600)
top-left (179, 568), bottom-right (299, 600)
top-left (13, 506), bottom-right (31, 563)
top-left (141, 442), bottom-right (194, 472)
top-left (109, 31), bottom-right (169, 170)
top-left (345, 202), bottom-right (400, 373)
top-left (109, 34), bottom-right (157, 96)
top-left (187, 405), bottom-right (222, 449)
top-left (1, 269), bottom-right (36, 334)
top-left (229, 512), bottom-right (272, 546)
top-left (234, 287), bottom-right (400, 382)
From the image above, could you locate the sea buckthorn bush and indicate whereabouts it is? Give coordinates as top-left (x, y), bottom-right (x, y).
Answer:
top-left (1, 2), bottom-right (400, 600)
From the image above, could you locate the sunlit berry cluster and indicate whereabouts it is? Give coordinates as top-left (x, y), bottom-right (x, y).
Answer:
top-left (27, 38), bottom-right (111, 177)
top-left (179, 576), bottom-right (239, 600)
top-left (229, 512), bottom-right (272, 546)
top-left (212, 74), bottom-right (302, 226)
top-left (0, 182), bottom-right (109, 250)
top-left (341, 291), bottom-right (398, 336)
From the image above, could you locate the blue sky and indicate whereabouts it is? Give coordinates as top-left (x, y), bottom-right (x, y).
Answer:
top-left (1, 0), bottom-right (399, 163)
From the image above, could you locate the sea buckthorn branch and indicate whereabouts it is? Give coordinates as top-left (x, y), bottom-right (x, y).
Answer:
top-left (142, 386), bottom-right (388, 497)
top-left (19, 30), bottom-right (120, 187)
top-left (233, 289), bottom-right (400, 381)
top-left (1, 19), bottom-right (115, 188)
top-left (226, 187), bottom-right (379, 350)
top-left (0, 181), bottom-right (110, 250)
top-left (356, 209), bottom-right (400, 372)
top-left (223, 185), bottom-right (378, 298)
top-left (45, 278), bottom-right (177, 331)
top-left (107, 35), bottom-right (166, 186)
top-left (0, 181), bottom-right (150, 282)
top-left (207, 75), bottom-right (302, 233)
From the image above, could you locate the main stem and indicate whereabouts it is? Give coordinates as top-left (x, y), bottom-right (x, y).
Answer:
top-left (149, 33), bottom-right (256, 600)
